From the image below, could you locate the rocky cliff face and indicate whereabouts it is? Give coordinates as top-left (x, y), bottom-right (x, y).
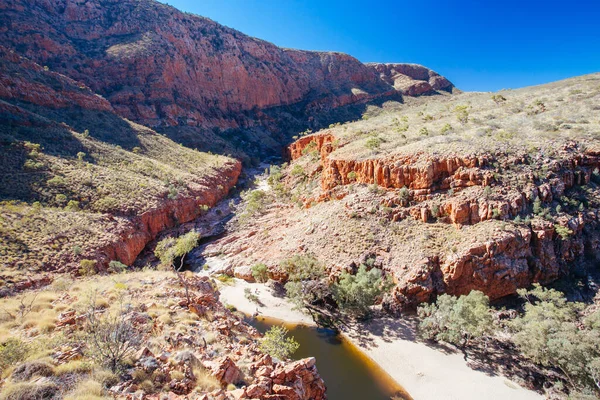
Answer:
top-left (368, 63), bottom-right (454, 96)
top-left (0, 0), bottom-right (453, 139)
top-left (286, 132), bottom-right (600, 307)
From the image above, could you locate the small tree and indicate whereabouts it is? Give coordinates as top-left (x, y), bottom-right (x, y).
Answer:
top-left (260, 326), bottom-right (299, 360)
top-left (332, 265), bottom-right (392, 317)
top-left (251, 263), bottom-right (269, 283)
top-left (155, 231), bottom-right (201, 305)
top-left (510, 284), bottom-right (599, 391)
top-left (418, 290), bottom-right (494, 347)
top-left (84, 293), bottom-right (143, 372)
top-left (282, 255), bottom-right (328, 309)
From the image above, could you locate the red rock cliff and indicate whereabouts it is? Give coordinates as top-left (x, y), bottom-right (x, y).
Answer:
top-left (0, 0), bottom-right (454, 131)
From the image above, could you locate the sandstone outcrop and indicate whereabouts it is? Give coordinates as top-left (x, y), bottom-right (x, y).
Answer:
top-left (368, 63), bottom-right (454, 95)
top-left (264, 129), bottom-right (600, 308)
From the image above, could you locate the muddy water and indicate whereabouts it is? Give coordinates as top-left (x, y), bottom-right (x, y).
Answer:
top-left (248, 316), bottom-right (412, 400)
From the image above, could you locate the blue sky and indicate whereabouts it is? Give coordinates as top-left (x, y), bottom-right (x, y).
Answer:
top-left (158, 0), bottom-right (600, 92)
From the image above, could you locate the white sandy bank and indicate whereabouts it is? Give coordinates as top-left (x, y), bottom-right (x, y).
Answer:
top-left (218, 278), bottom-right (542, 400)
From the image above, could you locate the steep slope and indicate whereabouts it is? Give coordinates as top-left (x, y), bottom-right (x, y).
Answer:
top-left (0, 47), bottom-right (240, 292)
top-left (205, 73), bottom-right (600, 309)
top-left (0, 0), bottom-right (454, 160)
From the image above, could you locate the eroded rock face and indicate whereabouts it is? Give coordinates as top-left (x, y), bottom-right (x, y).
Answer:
top-left (258, 135), bottom-right (600, 308)
top-left (367, 63), bottom-right (454, 95)
top-left (0, 0), bottom-right (453, 132)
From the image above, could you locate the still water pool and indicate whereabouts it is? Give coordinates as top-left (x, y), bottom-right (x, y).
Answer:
top-left (248, 316), bottom-right (411, 400)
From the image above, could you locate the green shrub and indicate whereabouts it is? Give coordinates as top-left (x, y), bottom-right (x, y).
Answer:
top-left (79, 259), bottom-right (97, 276)
top-left (347, 171), bottom-right (357, 182)
top-left (417, 290), bottom-right (494, 347)
top-left (365, 137), bottom-right (382, 150)
top-left (533, 197), bottom-right (543, 215)
top-left (555, 225), bottom-right (573, 240)
top-left (332, 265), bottom-right (392, 317)
top-left (259, 326), bottom-right (299, 360)
top-left (290, 164), bottom-right (305, 178)
top-left (0, 338), bottom-right (29, 371)
top-left (251, 263), bottom-right (269, 283)
top-left (55, 194), bottom-right (68, 206)
top-left (280, 254), bottom-right (324, 282)
top-left (47, 176), bottom-right (66, 187)
top-left (65, 200), bottom-right (80, 212)
top-left (440, 123), bottom-right (453, 134)
top-left (108, 260), bottom-right (127, 273)
top-left (94, 197), bottom-right (120, 213)
top-left (398, 186), bottom-right (409, 202)
top-left (454, 105), bottom-right (469, 124)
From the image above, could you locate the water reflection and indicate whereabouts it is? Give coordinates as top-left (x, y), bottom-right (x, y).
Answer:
top-left (248, 316), bottom-right (412, 400)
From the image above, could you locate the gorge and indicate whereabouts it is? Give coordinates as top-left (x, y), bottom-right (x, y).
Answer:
top-left (0, 1), bottom-right (599, 399)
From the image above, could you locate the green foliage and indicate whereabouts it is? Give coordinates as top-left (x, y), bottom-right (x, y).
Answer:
top-left (301, 141), bottom-right (318, 157)
top-left (418, 291), bottom-right (494, 347)
top-left (244, 288), bottom-right (261, 304)
top-left (483, 186), bottom-right (492, 198)
top-left (365, 137), bottom-right (382, 150)
top-left (280, 254), bottom-right (324, 282)
top-left (440, 123), bottom-right (453, 134)
top-left (93, 196), bottom-right (120, 213)
top-left (55, 194), bottom-right (67, 206)
top-left (108, 260), bottom-right (127, 273)
top-left (290, 164), bottom-right (305, 178)
top-left (46, 176), bottom-right (66, 187)
top-left (241, 190), bottom-right (269, 218)
top-left (332, 265), bottom-right (392, 317)
top-left (0, 338), bottom-right (29, 371)
top-left (251, 263), bottom-right (269, 283)
top-left (454, 105), bottom-right (469, 124)
top-left (259, 326), bottom-right (300, 360)
top-left (509, 284), bottom-right (600, 391)
top-left (79, 259), bottom-right (97, 276)
top-left (65, 200), bottom-right (80, 212)
top-left (398, 186), bottom-right (410, 202)
top-left (347, 171), bottom-right (357, 181)
top-left (154, 231), bottom-right (200, 271)
top-left (533, 197), bottom-right (543, 215)
top-left (419, 127), bottom-right (429, 136)
top-left (555, 224), bottom-right (573, 240)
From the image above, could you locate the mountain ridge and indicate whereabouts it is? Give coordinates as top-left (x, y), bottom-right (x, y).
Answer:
top-left (0, 0), bottom-right (454, 160)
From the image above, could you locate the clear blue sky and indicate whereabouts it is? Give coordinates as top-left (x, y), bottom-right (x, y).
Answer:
top-left (158, 0), bottom-right (600, 92)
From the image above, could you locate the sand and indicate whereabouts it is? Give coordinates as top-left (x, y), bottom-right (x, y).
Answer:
top-left (218, 278), bottom-right (315, 326)
top-left (217, 278), bottom-right (543, 400)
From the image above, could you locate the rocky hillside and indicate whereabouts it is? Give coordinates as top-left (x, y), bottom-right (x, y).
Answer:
top-left (0, 46), bottom-right (240, 293)
top-left (0, 271), bottom-right (326, 400)
top-left (206, 73), bottom-right (600, 310)
top-left (0, 0), bottom-right (454, 161)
